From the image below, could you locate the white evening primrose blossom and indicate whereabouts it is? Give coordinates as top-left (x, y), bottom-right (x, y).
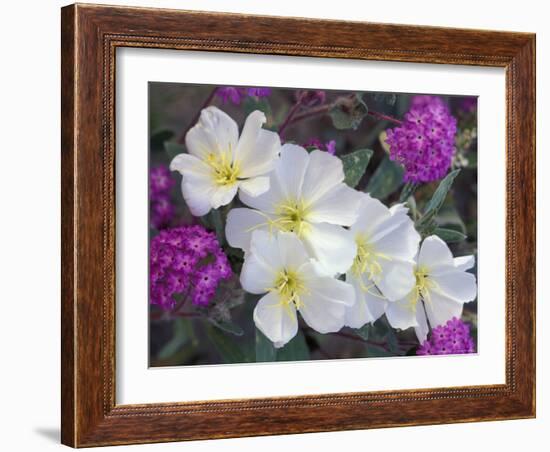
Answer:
top-left (385, 235), bottom-right (477, 342)
top-left (170, 106), bottom-right (280, 216)
top-left (241, 230), bottom-right (355, 348)
top-left (344, 194), bottom-right (420, 329)
top-left (225, 144), bottom-right (361, 275)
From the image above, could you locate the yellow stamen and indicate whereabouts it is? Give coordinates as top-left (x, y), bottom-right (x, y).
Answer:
top-left (351, 234), bottom-right (392, 282)
top-left (268, 269), bottom-right (308, 311)
top-left (246, 199), bottom-right (312, 238)
top-left (205, 146), bottom-right (240, 187)
top-left (406, 265), bottom-right (438, 312)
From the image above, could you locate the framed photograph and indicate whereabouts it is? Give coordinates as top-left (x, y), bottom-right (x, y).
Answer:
top-left (61, 3), bottom-right (536, 447)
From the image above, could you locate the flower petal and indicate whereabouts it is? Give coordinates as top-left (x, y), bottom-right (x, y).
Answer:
top-left (299, 275), bottom-right (354, 334)
top-left (385, 295), bottom-right (419, 330)
top-left (376, 259), bottom-right (416, 301)
top-left (417, 235), bottom-right (454, 271)
top-left (454, 255), bottom-right (475, 272)
top-left (372, 219), bottom-right (420, 261)
top-left (249, 229), bottom-right (284, 271)
top-left (431, 271), bottom-right (477, 303)
top-left (306, 183), bottom-right (361, 226)
top-left (277, 231), bottom-right (310, 270)
top-left (414, 306), bottom-right (430, 343)
top-left (238, 176), bottom-right (270, 198)
top-left (302, 223), bottom-right (357, 275)
top-left (239, 172), bottom-right (286, 214)
top-left (210, 183), bottom-right (239, 210)
top-left (253, 292), bottom-right (298, 348)
top-left (225, 208), bottom-right (269, 251)
top-left (185, 106), bottom-right (239, 160)
top-left (179, 178), bottom-right (214, 217)
top-left (424, 291), bottom-right (465, 329)
top-left (300, 150), bottom-right (345, 205)
top-left (275, 144), bottom-right (309, 200)
top-left (236, 111), bottom-right (281, 177)
top-left (350, 194), bottom-right (389, 232)
top-left (240, 250), bottom-right (276, 295)
top-left (345, 274), bottom-right (387, 328)
top-left (170, 153), bottom-right (211, 179)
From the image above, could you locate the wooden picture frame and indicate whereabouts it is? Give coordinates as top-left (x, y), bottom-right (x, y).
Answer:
top-left (61, 3), bottom-right (536, 447)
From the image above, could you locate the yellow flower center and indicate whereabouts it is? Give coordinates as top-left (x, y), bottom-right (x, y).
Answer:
top-left (271, 269), bottom-right (307, 310)
top-left (206, 150), bottom-right (240, 187)
top-left (274, 200), bottom-right (311, 236)
top-left (352, 235), bottom-right (390, 280)
top-left (407, 266), bottom-right (437, 312)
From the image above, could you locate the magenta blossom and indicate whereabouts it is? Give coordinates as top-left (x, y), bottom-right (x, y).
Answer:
top-left (150, 165), bottom-right (175, 229)
top-left (417, 317), bottom-right (475, 356)
top-left (303, 138), bottom-right (337, 155)
top-left (385, 95), bottom-right (457, 183)
top-left (150, 225), bottom-right (232, 310)
top-left (216, 86), bottom-right (271, 105)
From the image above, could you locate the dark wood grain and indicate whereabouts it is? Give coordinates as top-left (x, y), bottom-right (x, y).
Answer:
top-left (61, 3), bottom-right (536, 447)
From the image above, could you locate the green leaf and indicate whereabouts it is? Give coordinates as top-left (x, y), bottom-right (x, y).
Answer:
top-left (399, 181), bottom-right (418, 203)
top-left (150, 129), bottom-right (175, 151)
top-left (329, 94), bottom-right (368, 130)
top-left (434, 227), bottom-right (467, 243)
top-left (206, 325), bottom-right (248, 364)
top-left (157, 318), bottom-right (189, 360)
top-left (164, 141), bottom-right (186, 160)
top-left (276, 330), bottom-right (309, 362)
top-left (423, 169), bottom-right (461, 216)
top-left (243, 96), bottom-right (272, 119)
top-left (416, 170), bottom-right (461, 236)
top-left (207, 209), bottom-right (225, 245)
top-left (255, 328), bottom-right (277, 362)
top-left (353, 324), bottom-right (371, 341)
top-left (371, 92), bottom-right (397, 106)
top-left (366, 156), bottom-right (404, 200)
top-left (207, 317), bottom-right (244, 336)
top-left (340, 149), bottom-right (373, 188)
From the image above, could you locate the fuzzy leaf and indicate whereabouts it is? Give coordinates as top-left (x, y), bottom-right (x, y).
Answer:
top-left (434, 227), bottom-right (467, 243)
top-left (423, 169), bottom-right (461, 216)
top-left (341, 149), bottom-right (373, 188)
top-left (329, 94), bottom-right (368, 130)
top-left (366, 156), bottom-right (404, 200)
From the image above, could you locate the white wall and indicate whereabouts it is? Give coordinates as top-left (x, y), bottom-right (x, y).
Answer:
top-left (0, 0), bottom-right (545, 450)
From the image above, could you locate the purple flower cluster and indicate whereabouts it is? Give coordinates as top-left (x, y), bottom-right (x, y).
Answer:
top-left (303, 138), bottom-right (336, 155)
top-left (215, 86), bottom-right (272, 105)
top-left (150, 225), bottom-right (233, 310)
top-left (417, 317), bottom-right (476, 356)
top-left (385, 95), bottom-right (457, 183)
top-left (150, 165), bottom-right (176, 230)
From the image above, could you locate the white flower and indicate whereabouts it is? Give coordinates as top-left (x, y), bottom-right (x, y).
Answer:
top-left (226, 145), bottom-right (361, 275)
top-left (170, 106), bottom-right (280, 216)
top-left (241, 230), bottom-right (355, 348)
top-left (385, 235), bottom-right (477, 342)
top-left (344, 194), bottom-right (420, 328)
